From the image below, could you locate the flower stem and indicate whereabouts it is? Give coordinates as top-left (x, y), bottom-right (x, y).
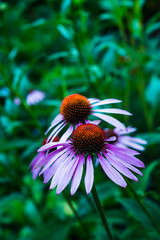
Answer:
top-left (126, 179), bottom-right (160, 234)
top-left (91, 184), bottom-right (114, 240)
top-left (62, 191), bottom-right (90, 238)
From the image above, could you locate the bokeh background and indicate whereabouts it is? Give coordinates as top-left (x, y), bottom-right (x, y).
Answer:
top-left (0, 0), bottom-right (160, 239)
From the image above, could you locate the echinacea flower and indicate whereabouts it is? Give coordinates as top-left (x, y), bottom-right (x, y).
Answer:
top-left (37, 123), bottom-right (144, 195)
top-left (26, 90), bottom-right (45, 106)
top-left (46, 94), bottom-right (131, 143)
top-left (14, 97), bottom-right (21, 105)
top-left (105, 126), bottom-right (147, 151)
top-left (30, 136), bottom-right (59, 179)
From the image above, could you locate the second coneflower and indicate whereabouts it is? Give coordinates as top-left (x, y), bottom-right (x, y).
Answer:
top-left (37, 123), bottom-right (144, 195)
top-left (105, 126), bottom-right (147, 151)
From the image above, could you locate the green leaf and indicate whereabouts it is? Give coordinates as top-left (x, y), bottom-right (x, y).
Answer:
top-left (139, 159), bottom-right (160, 192)
top-left (24, 200), bottom-right (42, 226)
top-left (0, 139), bottom-right (33, 151)
top-left (57, 24), bottom-right (72, 40)
top-left (23, 19), bottom-right (46, 30)
top-left (117, 198), bottom-right (160, 228)
top-left (47, 52), bottom-right (69, 61)
top-left (145, 75), bottom-right (160, 106)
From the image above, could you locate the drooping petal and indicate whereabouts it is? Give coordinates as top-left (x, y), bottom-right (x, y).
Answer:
top-left (107, 152), bottom-right (143, 176)
top-left (71, 155), bottom-right (84, 195)
top-left (84, 155), bottom-right (94, 194)
top-left (105, 153), bottom-right (138, 182)
top-left (38, 141), bottom-right (67, 152)
top-left (106, 143), bottom-right (140, 155)
top-left (47, 121), bottom-right (66, 142)
top-left (116, 126), bottom-right (137, 135)
top-left (30, 152), bottom-right (44, 168)
top-left (37, 147), bottom-right (66, 167)
top-left (49, 153), bottom-right (75, 190)
top-left (98, 154), bottom-right (127, 187)
top-left (43, 155), bottom-right (67, 183)
top-left (45, 114), bottom-right (64, 135)
top-left (120, 138), bottom-right (145, 151)
top-left (59, 125), bottom-right (74, 142)
top-left (108, 149), bottom-right (145, 168)
top-left (91, 112), bottom-right (126, 130)
top-left (56, 157), bottom-right (79, 194)
top-left (39, 148), bottom-right (70, 175)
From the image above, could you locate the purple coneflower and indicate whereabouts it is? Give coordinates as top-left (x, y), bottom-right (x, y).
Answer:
top-left (46, 94), bottom-right (131, 143)
top-left (30, 136), bottom-right (59, 179)
top-left (37, 123), bottom-right (144, 195)
top-left (14, 97), bottom-right (21, 105)
top-left (26, 90), bottom-right (45, 106)
top-left (105, 126), bottom-right (147, 151)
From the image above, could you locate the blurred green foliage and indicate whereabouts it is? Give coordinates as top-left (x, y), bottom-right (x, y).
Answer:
top-left (0, 0), bottom-right (160, 239)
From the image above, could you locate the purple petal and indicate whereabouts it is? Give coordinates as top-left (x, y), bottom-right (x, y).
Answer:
top-left (123, 136), bottom-right (147, 145)
top-left (43, 155), bottom-right (66, 183)
top-left (85, 119), bottom-right (101, 125)
top-left (116, 126), bottom-right (137, 135)
top-left (45, 114), bottom-right (63, 135)
top-left (98, 154), bottom-right (127, 187)
top-left (106, 143), bottom-right (140, 155)
top-left (39, 148), bottom-right (69, 175)
top-left (49, 154), bottom-right (75, 190)
top-left (37, 148), bottom-right (65, 167)
top-left (88, 98), bottom-right (100, 104)
top-left (85, 155), bottom-right (94, 194)
top-left (107, 136), bottom-right (117, 142)
top-left (93, 108), bottom-right (132, 116)
top-left (105, 153), bottom-right (138, 182)
top-left (32, 166), bottom-right (41, 179)
top-left (70, 155), bottom-right (84, 195)
top-left (91, 112), bottom-right (126, 130)
top-left (56, 158), bottom-right (79, 194)
top-left (47, 121), bottom-right (66, 142)
top-left (107, 152), bottom-right (143, 176)
top-left (38, 142), bottom-right (67, 152)
top-left (59, 125), bottom-right (74, 142)
top-left (120, 138), bottom-right (145, 151)
top-left (109, 150), bottom-right (145, 168)
top-left (92, 99), bottom-right (122, 107)
top-left (30, 152), bottom-right (45, 168)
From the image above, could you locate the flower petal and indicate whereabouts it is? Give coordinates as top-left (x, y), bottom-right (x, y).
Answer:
top-left (59, 125), bottom-right (74, 142)
top-left (98, 154), bottom-right (127, 187)
top-left (92, 99), bottom-right (121, 107)
top-left (93, 108), bottom-right (132, 115)
top-left (91, 112), bottom-right (126, 130)
top-left (38, 142), bottom-right (67, 152)
top-left (84, 155), bottom-right (94, 194)
top-left (71, 155), bottom-right (84, 195)
top-left (47, 121), bottom-right (66, 143)
top-left (45, 114), bottom-right (63, 135)
top-left (105, 153), bottom-right (138, 182)
top-left (56, 158), bottom-right (79, 194)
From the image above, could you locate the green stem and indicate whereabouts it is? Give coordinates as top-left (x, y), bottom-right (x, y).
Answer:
top-left (126, 179), bottom-right (160, 234)
top-left (61, 69), bottom-right (68, 98)
top-left (138, 77), bottom-right (153, 131)
top-left (124, 77), bottom-right (130, 124)
top-left (91, 184), bottom-right (114, 240)
top-left (62, 192), bottom-right (90, 238)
